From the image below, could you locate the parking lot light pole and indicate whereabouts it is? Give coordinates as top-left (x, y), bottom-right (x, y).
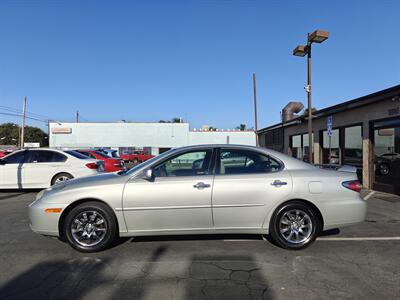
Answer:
top-left (293, 30), bottom-right (329, 164)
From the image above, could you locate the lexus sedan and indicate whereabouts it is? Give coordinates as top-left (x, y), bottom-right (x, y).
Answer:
top-left (29, 145), bottom-right (366, 252)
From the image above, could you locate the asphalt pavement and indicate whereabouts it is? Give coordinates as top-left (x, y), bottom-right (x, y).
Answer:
top-left (0, 190), bottom-right (399, 300)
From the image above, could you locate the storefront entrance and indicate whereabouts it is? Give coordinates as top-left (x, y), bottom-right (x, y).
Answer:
top-left (373, 118), bottom-right (400, 195)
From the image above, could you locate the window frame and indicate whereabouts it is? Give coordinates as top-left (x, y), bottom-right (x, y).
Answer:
top-left (215, 148), bottom-right (284, 176)
top-left (151, 148), bottom-right (216, 178)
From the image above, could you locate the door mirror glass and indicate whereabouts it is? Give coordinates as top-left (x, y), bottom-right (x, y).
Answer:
top-left (144, 168), bottom-right (153, 180)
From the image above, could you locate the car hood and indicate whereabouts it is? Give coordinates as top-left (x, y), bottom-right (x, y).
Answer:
top-left (50, 172), bottom-right (123, 192)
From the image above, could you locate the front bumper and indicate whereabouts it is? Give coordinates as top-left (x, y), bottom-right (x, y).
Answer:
top-left (29, 198), bottom-right (68, 237)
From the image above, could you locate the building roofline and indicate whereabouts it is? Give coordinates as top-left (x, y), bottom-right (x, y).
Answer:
top-left (258, 84), bottom-right (400, 134)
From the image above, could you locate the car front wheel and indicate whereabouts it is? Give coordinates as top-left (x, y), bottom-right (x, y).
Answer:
top-left (269, 201), bottom-right (321, 250)
top-left (64, 202), bottom-right (117, 252)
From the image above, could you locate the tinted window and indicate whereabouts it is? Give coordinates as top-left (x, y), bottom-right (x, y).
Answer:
top-left (219, 149), bottom-right (281, 175)
top-left (2, 151), bottom-right (25, 164)
top-left (93, 151), bottom-right (109, 158)
top-left (153, 150), bottom-right (212, 177)
top-left (64, 150), bottom-right (91, 159)
top-left (26, 150), bottom-right (67, 163)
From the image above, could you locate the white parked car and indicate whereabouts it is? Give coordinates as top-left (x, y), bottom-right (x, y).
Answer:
top-left (29, 145), bottom-right (366, 252)
top-left (0, 148), bottom-right (104, 189)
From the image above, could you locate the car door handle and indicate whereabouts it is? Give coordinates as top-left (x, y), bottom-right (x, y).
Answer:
top-left (193, 182), bottom-right (211, 189)
top-left (271, 180), bottom-right (287, 187)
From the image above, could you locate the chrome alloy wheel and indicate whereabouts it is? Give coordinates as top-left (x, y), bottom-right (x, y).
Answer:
top-left (70, 211), bottom-right (108, 247)
top-left (54, 175), bottom-right (70, 184)
top-left (279, 209), bottom-right (313, 244)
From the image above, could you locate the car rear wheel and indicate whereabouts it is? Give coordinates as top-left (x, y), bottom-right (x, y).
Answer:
top-left (51, 173), bottom-right (73, 185)
top-left (269, 201), bottom-right (321, 250)
top-left (64, 202), bottom-right (117, 252)
top-left (133, 158), bottom-right (139, 164)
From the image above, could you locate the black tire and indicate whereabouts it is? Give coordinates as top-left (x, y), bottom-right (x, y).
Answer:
top-left (379, 163), bottom-right (390, 175)
top-left (64, 201), bottom-right (117, 252)
top-left (133, 158), bottom-right (139, 164)
top-left (51, 172), bottom-right (73, 186)
top-left (269, 201), bottom-right (321, 250)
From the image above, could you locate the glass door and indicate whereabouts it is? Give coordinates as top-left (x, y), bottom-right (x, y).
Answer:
top-left (373, 118), bottom-right (400, 195)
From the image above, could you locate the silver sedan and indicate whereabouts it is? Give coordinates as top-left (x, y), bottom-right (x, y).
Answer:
top-left (29, 145), bottom-right (367, 252)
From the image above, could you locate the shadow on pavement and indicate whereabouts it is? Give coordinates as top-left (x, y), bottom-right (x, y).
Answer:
top-left (0, 257), bottom-right (112, 299)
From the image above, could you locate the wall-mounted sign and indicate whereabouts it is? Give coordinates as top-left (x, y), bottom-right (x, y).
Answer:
top-left (51, 127), bottom-right (72, 134)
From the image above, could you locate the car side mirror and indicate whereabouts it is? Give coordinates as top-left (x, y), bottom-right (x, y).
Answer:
top-left (144, 168), bottom-right (154, 181)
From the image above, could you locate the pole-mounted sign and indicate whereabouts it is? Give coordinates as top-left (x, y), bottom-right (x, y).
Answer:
top-left (327, 115), bottom-right (333, 136)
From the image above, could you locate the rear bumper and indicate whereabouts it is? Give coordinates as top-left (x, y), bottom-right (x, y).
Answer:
top-left (321, 195), bottom-right (367, 230)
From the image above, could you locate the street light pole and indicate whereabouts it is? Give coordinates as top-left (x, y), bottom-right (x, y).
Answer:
top-left (293, 30), bottom-right (329, 164)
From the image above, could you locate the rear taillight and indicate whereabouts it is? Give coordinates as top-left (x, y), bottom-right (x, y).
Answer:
top-left (342, 180), bottom-right (362, 193)
top-left (85, 162), bottom-right (98, 169)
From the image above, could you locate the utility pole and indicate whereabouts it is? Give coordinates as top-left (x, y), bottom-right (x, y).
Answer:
top-left (253, 73), bottom-right (259, 146)
top-left (20, 96), bottom-right (27, 149)
top-left (76, 110), bottom-right (79, 123)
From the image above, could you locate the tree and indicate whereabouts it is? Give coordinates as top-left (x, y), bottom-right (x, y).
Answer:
top-left (208, 126), bottom-right (217, 131)
top-left (0, 123), bottom-right (48, 146)
top-left (0, 123), bottom-right (20, 145)
top-left (172, 117), bottom-right (182, 123)
top-left (235, 124), bottom-right (247, 131)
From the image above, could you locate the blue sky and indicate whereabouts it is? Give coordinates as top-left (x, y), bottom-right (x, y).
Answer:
top-left (0, 0), bottom-right (399, 131)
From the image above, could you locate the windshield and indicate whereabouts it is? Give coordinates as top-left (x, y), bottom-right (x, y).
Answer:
top-left (119, 148), bottom-right (175, 175)
top-left (64, 150), bottom-right (91, 159)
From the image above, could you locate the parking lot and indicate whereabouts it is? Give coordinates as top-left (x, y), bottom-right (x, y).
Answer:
top-left (0, 190), bottom-right (399, 300)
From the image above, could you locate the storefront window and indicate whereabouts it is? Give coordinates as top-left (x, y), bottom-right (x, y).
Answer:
top-left (343, 126), bottom-right (362, 167)
top-left (291, 135), bottom-right (302, 159)
top-left (374, 119), bottom-right (400, 195)
top-left (322, 129), bottom-right (339, 164)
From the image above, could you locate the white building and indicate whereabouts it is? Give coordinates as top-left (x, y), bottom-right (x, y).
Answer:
top-left (49, 122), bottom-right (256, 155)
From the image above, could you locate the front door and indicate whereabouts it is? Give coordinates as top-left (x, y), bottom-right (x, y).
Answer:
top-left (122, 149), bottom-right (215, 233)
top-left (0, 150), bottom-right (26, 189)
top-left (212, 148), bottom-right (292, 229)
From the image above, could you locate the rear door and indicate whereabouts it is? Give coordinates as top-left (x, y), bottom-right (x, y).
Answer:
top-left (211, 148), bottom-right (292, 229)
top-left (23, 150), bottom-right (67, 188)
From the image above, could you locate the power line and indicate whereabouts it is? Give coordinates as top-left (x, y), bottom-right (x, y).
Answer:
top-left (0, 112), bottom-right (48, 123)
top-left (0, 105), bottom-right (52, 121)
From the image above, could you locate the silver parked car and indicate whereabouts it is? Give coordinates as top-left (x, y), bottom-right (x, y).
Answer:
top-left (29, 145), bottom-right (366, 252)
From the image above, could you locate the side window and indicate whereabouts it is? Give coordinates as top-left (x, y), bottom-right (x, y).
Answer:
top-left (153, 150), bottom-right (212, 177)
top-left (2, 151), bottom-right (25, 164)
top-left (219, 149), bottom-right (282, 175)
top-left (26, 151), bottom-right (67, 163)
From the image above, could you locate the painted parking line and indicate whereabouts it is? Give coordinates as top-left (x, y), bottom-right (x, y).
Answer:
top-left (223, 236), bottom-right (400, 242)
top-left (363, 191), bottom-right (376, 201)
top-left (318, 236), bottom-right (400, 241)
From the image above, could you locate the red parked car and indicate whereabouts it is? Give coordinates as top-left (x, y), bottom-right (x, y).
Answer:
top-left (74, 149), bottom-right (124, 172)
top-left (120, 150), bottom-right (154, 163)
top-left (0, 150), bottom-right (13, 158)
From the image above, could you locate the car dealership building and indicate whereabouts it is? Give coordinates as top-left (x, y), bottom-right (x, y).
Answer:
top-left (258, 85), bottom-right (400, 195)
top-left (49, 122), bottom-right (256, 156)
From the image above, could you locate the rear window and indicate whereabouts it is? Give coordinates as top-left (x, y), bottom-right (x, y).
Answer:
top-left (64, 150), bottom-right (91, 159)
